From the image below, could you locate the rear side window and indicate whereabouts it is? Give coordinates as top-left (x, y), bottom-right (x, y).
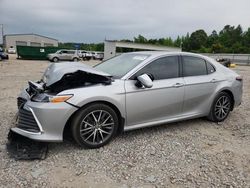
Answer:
top-left (206, 62), bottom-right (215, 74)
top-left (132, 56), bottom-right (179, 80)
top-left (183, 56), bottom-right (207, 77)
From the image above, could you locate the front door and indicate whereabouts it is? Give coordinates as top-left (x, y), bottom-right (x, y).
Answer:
top-left (125, 56), bottom-right (185, 127)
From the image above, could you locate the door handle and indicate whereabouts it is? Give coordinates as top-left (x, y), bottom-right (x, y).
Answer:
top-left (210, 79), bottom-right (218, 83)
top-left (173, 83), bottom-right (184, 88)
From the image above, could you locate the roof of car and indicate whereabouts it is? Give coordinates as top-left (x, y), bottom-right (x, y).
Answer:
top-left (130, 51), bottom-right (196, 56)
top-left (125, 51), bottom-right (211, 60)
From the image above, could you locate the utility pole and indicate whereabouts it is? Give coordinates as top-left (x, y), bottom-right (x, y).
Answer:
top-left (0, 24), bottom-right (3, 47)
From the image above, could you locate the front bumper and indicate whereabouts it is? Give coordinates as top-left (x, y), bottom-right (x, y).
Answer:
top-left (11, 89), bottom-right (78, 142)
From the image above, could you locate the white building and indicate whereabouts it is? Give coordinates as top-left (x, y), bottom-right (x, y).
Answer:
top-left (3, 33), bottom-right (58, 50)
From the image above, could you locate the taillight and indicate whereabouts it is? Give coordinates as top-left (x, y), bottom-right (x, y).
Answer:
top-left (236, 76), bottom-right (243, 82)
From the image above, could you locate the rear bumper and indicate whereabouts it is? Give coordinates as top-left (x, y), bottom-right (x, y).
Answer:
top-left (11, 90), bottom-right (78, 142)
top-left (232, 81), bottom-right (243, 108)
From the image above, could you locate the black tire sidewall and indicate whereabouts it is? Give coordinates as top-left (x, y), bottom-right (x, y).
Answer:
top-left (71, 103), bottom-right (119, 149)
top-left (210, 92), bottom-right (232, 122)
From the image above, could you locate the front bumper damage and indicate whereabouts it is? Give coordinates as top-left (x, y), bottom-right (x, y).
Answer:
top-left (11, 92), bottom-right (77, 142)
top-left (7, 62), bottom-right (113, 159)
top-left (7, 89), bottom-right (77, 160)
top-left (7, 130), bottom-right (48, 160)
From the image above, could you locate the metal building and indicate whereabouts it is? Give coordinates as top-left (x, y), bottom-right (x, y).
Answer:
top-left (3, 33), bottom-right (58, 50)
top-left (104, 40), bottom-right (181, 60)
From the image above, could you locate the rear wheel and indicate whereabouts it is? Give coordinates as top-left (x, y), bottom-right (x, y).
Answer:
top-left (71, 103), bottom-right (119, 148)
top-left (52, 57), bottom-right (59, 62)
top-left (207, 92), bottom-right (233, 122)
top-left (73, 57), bottom-right (78, 62)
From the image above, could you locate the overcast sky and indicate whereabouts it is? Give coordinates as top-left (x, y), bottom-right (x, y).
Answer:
top-left (0, 0), bottom-right (250, 43)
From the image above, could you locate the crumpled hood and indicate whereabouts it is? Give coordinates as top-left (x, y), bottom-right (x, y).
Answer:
top-left (42, 62), bottom-right (111, 87)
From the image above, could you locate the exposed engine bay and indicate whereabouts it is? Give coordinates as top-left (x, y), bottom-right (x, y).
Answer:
top-left (26, 62), bottom-right (112, 101)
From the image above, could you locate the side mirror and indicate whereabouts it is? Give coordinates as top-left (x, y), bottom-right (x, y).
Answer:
top-left (137, 74), bottom-right (153, 88)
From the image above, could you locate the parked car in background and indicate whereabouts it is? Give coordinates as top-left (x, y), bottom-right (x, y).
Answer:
top-left (47, 50), bottom-right (80, 62)
top-left (13, 52), bottom-right (242, 149)
top-left (0, 48), bottom-right (9, 61)
top-left (79, 50), bottom-right (93, 61)
top-left (216, 58), bottom-right (232, 67)
top-left (7, 46), bottom-right (16, 54)
top-left (92, 52), bottom-right (104, 60)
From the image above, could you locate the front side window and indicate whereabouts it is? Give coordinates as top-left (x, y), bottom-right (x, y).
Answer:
top-left (59, 50), bottom-right (67, 54)
top-left (131, 56), bottom-right (179, 80)
top-left (95, 53), bottom-right (150, 78)
top-left (183, 56), bottom-right (207, 77)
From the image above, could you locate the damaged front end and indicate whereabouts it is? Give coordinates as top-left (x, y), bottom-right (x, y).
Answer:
top-left (8, 62), bottom-right (113, 159)
top-left (19, 62), bottom-right (113, 104)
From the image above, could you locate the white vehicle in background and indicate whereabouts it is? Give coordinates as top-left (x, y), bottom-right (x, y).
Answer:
top-left (80, 50), bottom-right (93, 61)
top-left (92, 52), bottom-right (104, 60)
top-left (7, 46), bottom-right (16, 54)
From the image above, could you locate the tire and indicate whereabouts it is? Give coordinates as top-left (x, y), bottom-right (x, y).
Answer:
top-left (73, 57), bottom-right (78, 62)
top-left (207, 92), bottom-right (233, 122)
top-left (52, 57), bottom-right (59, 62)
top-left (0, 56), bottom-right (2, 61)
top-left (71, 103), bottom-right (119, 149)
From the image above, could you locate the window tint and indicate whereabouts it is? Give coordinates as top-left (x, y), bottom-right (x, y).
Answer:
top-left (183, 56), bottom-right (207, 77)
top-left (206, 62), bottom-right (215, 74)
top-left (132, 56), bottom-right (179, 80)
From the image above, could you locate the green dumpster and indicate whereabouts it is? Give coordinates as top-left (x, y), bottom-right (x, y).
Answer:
top-left (16, 46), bottom-right (64, 60)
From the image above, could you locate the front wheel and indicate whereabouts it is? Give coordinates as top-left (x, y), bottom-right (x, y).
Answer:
top-left (207, 92), bottom-right (233, 122)
top-left (71, 103), bottom-right (119, 148)
top-left (73, 57), bottom-right (78, 62)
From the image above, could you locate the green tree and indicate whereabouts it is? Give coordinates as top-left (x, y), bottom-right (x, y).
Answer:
top-left (189, 29), bottom-right (208, 51)
top-left (207, 30), bottom-right (218, 47)
top-left (211, 43), bottom-right (224, 53)
top-left (219, 25), bottom-right (243, 52)
top-left (134, 35), bottom-right (148, 43)
top-left (174, 36), bottom-right (182, 47)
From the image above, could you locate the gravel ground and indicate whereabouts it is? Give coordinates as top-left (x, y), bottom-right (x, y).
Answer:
top-left (0, 55), bottom-right (249, 188)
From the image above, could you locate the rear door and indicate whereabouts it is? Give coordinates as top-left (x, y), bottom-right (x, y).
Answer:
top-left (181, 55), bottom-right (218, 115)
top-left (125, 56), bottom-right (185, 127)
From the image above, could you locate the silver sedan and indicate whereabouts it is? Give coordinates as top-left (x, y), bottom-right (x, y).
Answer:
top-left (12, 52), bottom-right (243, 148)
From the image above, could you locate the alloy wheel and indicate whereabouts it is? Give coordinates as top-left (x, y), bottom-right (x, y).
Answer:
top-left (214, 95), bottom-right (231, 120)
top-left (80, 110), bottom-right (114, 145)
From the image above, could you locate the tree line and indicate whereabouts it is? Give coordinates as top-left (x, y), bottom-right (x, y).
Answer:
top-left (59, 25), bottom-right (250, 54)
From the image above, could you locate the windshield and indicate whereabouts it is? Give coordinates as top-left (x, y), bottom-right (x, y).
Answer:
top-left (95, 53), bottom-right (150, 78)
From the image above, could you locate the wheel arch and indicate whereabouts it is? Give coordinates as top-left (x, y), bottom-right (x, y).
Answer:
top-left (218, 89), bottom-right (235, 110)
top-left (63, 100), bottom-right (125, 140)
